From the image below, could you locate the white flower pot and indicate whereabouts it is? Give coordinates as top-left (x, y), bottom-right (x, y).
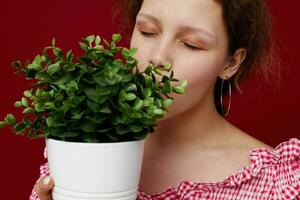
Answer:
top-left (45, 138), bottom-right (145, 200)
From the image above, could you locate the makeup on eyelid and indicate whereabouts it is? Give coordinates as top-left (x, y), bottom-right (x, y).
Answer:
top-left (137, 20), bottom-right (210, 47)
top-left (136, 13), bottom-right (216, 42)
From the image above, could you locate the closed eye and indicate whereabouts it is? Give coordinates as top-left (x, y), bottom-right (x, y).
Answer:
top-left (139, 31), bottom-right (201, 51)
top-left (183, 43), bottom-right (201, 51)
top-left (140, 31), bottom-right (156, 37)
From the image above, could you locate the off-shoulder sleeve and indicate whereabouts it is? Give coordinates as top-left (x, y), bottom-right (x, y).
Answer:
top-left (272, 138), bottom-right (300, 200)
top-left (137, 138), bottom-right (300, 200)
top-left (29, 147), bottom-right (50, 200)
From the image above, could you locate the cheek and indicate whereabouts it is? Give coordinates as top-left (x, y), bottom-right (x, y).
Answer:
top-left (129, 29), bottom-right (150, 72)
top-left (174, 52), bottom-right (225, 89)
top-left (160, 53), bottom-right (227, 120)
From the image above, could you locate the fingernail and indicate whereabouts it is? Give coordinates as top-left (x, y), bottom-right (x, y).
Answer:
top-left (43, 176), bottom-right (51, 185)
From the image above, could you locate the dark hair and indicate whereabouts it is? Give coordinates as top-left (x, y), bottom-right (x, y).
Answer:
top-left (112, 0), bottom-right (281, 116)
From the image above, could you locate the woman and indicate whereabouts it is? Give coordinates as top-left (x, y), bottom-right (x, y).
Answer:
top-left (30, 0), bottom-right (300, 199)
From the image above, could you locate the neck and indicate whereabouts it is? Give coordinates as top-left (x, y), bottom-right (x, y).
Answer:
top-left (145, 92), bottom-right (230, 152)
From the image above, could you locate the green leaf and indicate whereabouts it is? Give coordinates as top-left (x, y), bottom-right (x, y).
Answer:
top-left (96, 127), bottom-right (113, 133)
top-left (46, 116), bottom-right (64, 127)
top-left (153, 108), bottom-right (164, 115)
top-left (14, 101), bottom-right (23, 108)
top-left (133, 98), bottom-right (143, 110)
top-left (53, 47), bottom-right (63, 57)
top-left (129, 124), bottom-right (143, 133)
top-left (130, 110), bottom-right (142, 118)
top-left (132, 131), bottom-right (148, 140)
top-left (35, 71), bottom-right (47, 79)
top-left (27, 63), bottom-right (40, 70)
top-left (34, 103), bottom-right (45, 112)
top-left (44, 102), bottom-right (56, 109)
top-left (94, 44), bottom-right (104, 50)
top-left (96, 85), bottom-right (112, 96)
top-left (121, 74), bottom-right (132, 83)
top-left (92, 71), bottom-right (107, 86)
top-left (155, 99), bottom-right (162, 108)
top-left (86, 100), bottom-right (99, 111)
top-left (154, 68), bottom-right (162, 75)
top-left (23, 107), bottom-right (33, 114)
top-left (125, 83), bottom-right (137, 91)
top-left (94, 114), bottom-right (108, 123)
top-left (162, 80), bottom-right (172, 93)
top-left (144, 75), bottom-right (153, 88)
top-left (126, 93), bottom-right (137, 101)
top-left (23, 90), bottom-right (32, 98)
top-left (14, 122), bottom-right (27, 134)
top-left (179, 80), bottom-right (188, 89)
top-left (106, 133), bottom-right (119, 142)
top-left (95, 35), bottom-right (101, 45)
top-left (84, 88), bottom-right (97, 102)
top-left (21, 97), bottom-right (29, 107)
top-left (99, 105), bottom-right (111, 113)
top-left (66, 50), bottom-right (73, 62)
top-left (33, 55), bottom-right (41, 66)
top-left (71, 111), bottom-right (84, 120)
top-left (119, 103), bottom-right (131, 112)
top-left (144, 88), bottom-right (152, 98)
top-left (64, 64), bottom-right (75, 72)
top-left (163, 98), bottom-right (173, 106)
top-left (144, 64), bottom-right (154, 74)
top-left (164, 63), bottom-right (172, 71)
top-left (116, 126), bottom-right (130, 135)
top-left (112, 33), bottom-right (121, 43)
top-left (0, 121), bottom-right (9, 128)
top-left (118, 89), bottom-right (127, 103)
top-left (47, 63), bottom-right (61, 76)
top-left (45, 116), bottom-right (55, 127)
top-left (143, 98), bottom-right (152, 107)
top-left (80, 119), bottom-right (97, 132)
top-left (129, 48), bottom-right (138, 56)
top-left (64, 132), bottom-right (80, 137)
top-left (5, 114), bottom-right (16, 125)
top-left (79, 42), bottom-right (89, 52)
top-left (139, 117), bottom-right (155, 126)
top-left (173, 86), bottom-right (185, 94)
top-left (51, 37), bottom-right (56, 47)
top-left (162, 75), bottom-right (169, 83)
top-left (122, 48), bottom-right (130, 58)
top-left (126, 59), bottom-right (137, 65)
top-left (86, 35), bottom-right (95, 43)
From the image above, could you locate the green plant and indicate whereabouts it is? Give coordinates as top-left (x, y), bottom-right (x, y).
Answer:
top-left (0, 34), bottom-right (187, 143)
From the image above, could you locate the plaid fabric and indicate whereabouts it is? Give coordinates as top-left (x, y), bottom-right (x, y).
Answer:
top-left (29, 138), bottom-right (300, 200)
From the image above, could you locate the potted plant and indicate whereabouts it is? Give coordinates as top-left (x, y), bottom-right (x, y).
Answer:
top-left (0, 33), bottom-right (187, 200)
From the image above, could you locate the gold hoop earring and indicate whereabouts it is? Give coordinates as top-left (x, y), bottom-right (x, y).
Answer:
top-left (220, 77), bottom-right (232, 117)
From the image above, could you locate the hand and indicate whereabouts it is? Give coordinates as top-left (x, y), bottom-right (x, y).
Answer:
top-left (34, 175), bottom-right (54, 200)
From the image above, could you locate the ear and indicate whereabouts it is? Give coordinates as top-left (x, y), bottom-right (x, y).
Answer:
top-left (218, 48), bottom-right (247, 79)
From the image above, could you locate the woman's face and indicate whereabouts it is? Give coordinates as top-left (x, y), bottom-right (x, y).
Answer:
top-left (130, 0), bottom-right (231, 120)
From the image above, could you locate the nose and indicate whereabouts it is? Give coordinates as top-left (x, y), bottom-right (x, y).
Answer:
top-left (148, 38), bottom-right (172, 69)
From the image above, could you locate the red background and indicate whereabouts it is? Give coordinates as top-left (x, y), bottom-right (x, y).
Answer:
top-left (0, 1), bottom-right (299, 199)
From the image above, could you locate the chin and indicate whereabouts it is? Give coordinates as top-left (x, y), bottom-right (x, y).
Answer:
top-left (158, 103), bottom-right (184, 122)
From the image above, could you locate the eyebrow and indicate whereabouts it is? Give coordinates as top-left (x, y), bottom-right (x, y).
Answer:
top-left (136, 13), bottom-right (216, 42)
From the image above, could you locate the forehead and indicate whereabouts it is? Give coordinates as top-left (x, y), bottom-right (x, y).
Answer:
top-left (139, 0), bottom-right (225, 40)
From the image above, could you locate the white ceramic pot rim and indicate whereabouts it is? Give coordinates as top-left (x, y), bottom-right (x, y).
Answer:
top-left (46, 138), bottom-right (145, 145)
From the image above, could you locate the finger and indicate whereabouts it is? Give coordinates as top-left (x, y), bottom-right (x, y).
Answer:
top-left (35, 175), bottom-right (54, 200)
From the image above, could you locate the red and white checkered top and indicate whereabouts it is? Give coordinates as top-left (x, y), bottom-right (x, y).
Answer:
top-left (29, 138), bottom-right (300, 200)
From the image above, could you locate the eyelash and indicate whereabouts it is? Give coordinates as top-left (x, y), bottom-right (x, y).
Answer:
top-left (139, 31), bottom-right (201, 51)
